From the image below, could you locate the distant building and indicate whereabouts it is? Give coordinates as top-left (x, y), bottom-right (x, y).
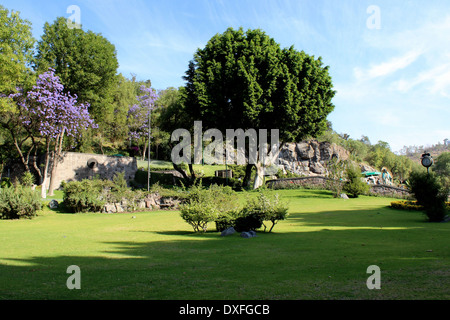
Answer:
top-left (445, 138), bottom-right (449, 146)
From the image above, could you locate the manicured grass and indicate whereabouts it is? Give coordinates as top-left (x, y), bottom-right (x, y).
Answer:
top-left (0, 189), bottom-right (449, 300)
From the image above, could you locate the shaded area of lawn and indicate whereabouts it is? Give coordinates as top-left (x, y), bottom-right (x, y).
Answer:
top-left (0, 190), bottom-right (449, 300)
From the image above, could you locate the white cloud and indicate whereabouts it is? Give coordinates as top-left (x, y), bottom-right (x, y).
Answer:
top-left (353, 49), bottom-right (423, 82)
top-left (391, 63), bottom-right (450, 96)
top-left (369, 50), bottom-right (422, 78)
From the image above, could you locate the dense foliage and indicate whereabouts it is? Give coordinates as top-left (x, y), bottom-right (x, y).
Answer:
top-left (408, 171), bottom-right (449, 222)
top-left (62, 173), bottom-right (146, 213)
top-left (0, 184), bottom-right (41, 219)
top-left (179, 184), bottom-right (240, 233)
top-left (34, 17), bottom-right (119, 128)
top-left (179, 27), bottom-right (336, 188)
top-left (343, 164), bottom-right (370, 198)
top-left (318, 128), bottom-right (423, 184)
top-left (179, 185), bottom-right (288, 233)
top-left (237, 191), bottom-right (289, 232)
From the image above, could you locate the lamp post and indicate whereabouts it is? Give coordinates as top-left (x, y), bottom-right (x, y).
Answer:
top-left (420, 152), bottom-right (433, 176)
top-left (147, 108), bottom-right (151, 192)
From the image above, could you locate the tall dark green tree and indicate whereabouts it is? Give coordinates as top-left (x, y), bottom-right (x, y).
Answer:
top-left (182, 27), bottom-right (335, 188)
top-left (0, 5), bottom-right (35, 111)
top-left (0, 5), bottom-right (38, 176)
top-left (34, 17), bottom-right (119, 130)
top-left (0, 5), bottom-right (35, 107)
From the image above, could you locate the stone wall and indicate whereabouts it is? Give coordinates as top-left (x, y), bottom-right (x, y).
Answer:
top-left (368, 184), bottom-right (411, 198)
top-left (266, 176), bottom-right (411, 198)
top-left (44, 152), bottom-right (138, 190)
top-left (267, 176), bottom-right (330, 189)
top-left (102, 193), bottom-right (181, 213)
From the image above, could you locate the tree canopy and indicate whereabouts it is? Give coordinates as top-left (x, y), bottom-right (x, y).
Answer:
top-left (0, 5), bottom-right (35, 112)
top-left (34, 17), bottom-right (119, 128)
top-left (180, 27), bottom-right (336, 187)
top-left (183, 27), bottom-right (335, 142)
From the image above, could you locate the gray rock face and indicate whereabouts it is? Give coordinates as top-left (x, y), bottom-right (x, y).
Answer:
top-left (278, 140), bottom-right (349, 177)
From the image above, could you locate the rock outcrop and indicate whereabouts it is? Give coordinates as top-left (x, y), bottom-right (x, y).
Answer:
top-left (278, 140), bottom-right (349, 176)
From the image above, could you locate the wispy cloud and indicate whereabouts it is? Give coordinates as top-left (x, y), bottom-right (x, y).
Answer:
top-left (354, 49), bottom-right (423, 80)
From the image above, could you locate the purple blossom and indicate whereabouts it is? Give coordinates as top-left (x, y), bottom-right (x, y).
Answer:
top-left (20, 68), bottom-right (97, 139)
top-left (127, 85), bottom-right (158, 142)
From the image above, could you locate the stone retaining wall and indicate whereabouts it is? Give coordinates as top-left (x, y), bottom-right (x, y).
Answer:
top-left (45, 152), bottom-right (138, 190)
top-left (102, 193), bottom-right (182, 213)
top-left (266, 176), bottom-right (411, 198)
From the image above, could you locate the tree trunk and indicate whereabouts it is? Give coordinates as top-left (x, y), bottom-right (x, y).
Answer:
top-left (41, 139), bottom-right (51, 199)
top-left (188, 164), bottom-right (196, 181)
top-left (172, 162), bottom-right (191, 186)
top-left (31, 137), bottom-right (43, 184)
top-left (242, 163), bottom-right (254, 188)
top-left (253, 162), bottom-right (265, 189)
top-left (48, 129), bottom-right (65, 196)
top-left (142, 139), bottom-right (147, 161)
top-left (11, 132), bottom-right (30, 172)
top-left (252, 142), bottom-right (283, 189)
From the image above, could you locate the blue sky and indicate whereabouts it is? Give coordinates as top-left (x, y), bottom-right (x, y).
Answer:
top-left (2, 0), bottom-right (450, 152)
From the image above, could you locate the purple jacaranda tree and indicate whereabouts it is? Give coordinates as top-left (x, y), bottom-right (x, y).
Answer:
top-left (23, 69), bottom-right (97, 197)
top-left (127, 85), bottom-right (158, 159)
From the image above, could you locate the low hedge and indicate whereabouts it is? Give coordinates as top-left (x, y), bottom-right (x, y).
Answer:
top-left (390, 200), bottom-right (450, 211)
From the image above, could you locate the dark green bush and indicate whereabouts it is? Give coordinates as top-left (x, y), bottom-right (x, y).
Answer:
top-left (215, 210), bottom-right (239, 232)
top-left (134, 169), bottom-right (180, 187)
top-left (239, 191), bottom-right (289, 232)
top-left (234, 213), bottom-right (263, 232)
top-left (0, 185), bottom-right (42, 219)
top-left (343, 164), bottom-right (369, 198)
top-left (408, 171), bottom-right (449, 222)
top-left (1, 177), bottom-right (12, 188)
top-left (195, 176), bottom-right (243, 191)
top-left (62, 179), bottom-right (108, 213)
top-left (180, 184), bottom-right (240, 232)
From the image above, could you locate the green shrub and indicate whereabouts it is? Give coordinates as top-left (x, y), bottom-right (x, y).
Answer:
top-left (149, 182), bottom-right (188, 200)
top-left (195, 176), bottom-right (243, 191)
top-left (21, 171), bottom-right (35, 187)
top-left (234, 212), bottom-right (264, 232)
top-left (408, 171), bottom-right (449, 222)
top-left (180, 184), bottom-right (240, 233)
top-left (1, 177), bottom-right (12, 188)
top-left (134, 169), bottom-right (180, 187)
top-left (343, 164), bottom-right (369, 198)
top-left (390, 200), bottom-right (424, 211)
top-left (215, 210), bottom-right (240, 232)
top-left (239, 191), bottom-right (289, 232)
top-left (62, 179), bottom-right (108, 213)
top-left (180, 199), bottom-right (218, 233)
top-left (0, 185), bottom-right (42, 219)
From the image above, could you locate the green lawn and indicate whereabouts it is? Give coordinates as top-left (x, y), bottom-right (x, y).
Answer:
top-left (0, 189), bottom-right (449, 300)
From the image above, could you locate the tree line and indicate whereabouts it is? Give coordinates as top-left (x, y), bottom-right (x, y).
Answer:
top-left (4, 5), bottom-right (443, 192)
top-left (1, 5), bottom-right (338, 190)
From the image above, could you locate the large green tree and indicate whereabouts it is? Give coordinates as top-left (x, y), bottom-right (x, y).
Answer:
top-left (0, 5), bottom-right (38, 176)
top-left (182, 27), bottom-right (335, 188)
top-left (34, 17), bottom-right (119, 129)
top-left (0, 5), bottom-right (35, 111)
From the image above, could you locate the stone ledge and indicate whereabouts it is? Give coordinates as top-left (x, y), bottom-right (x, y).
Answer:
top-left (266, 176), bottom-right (411, 198)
